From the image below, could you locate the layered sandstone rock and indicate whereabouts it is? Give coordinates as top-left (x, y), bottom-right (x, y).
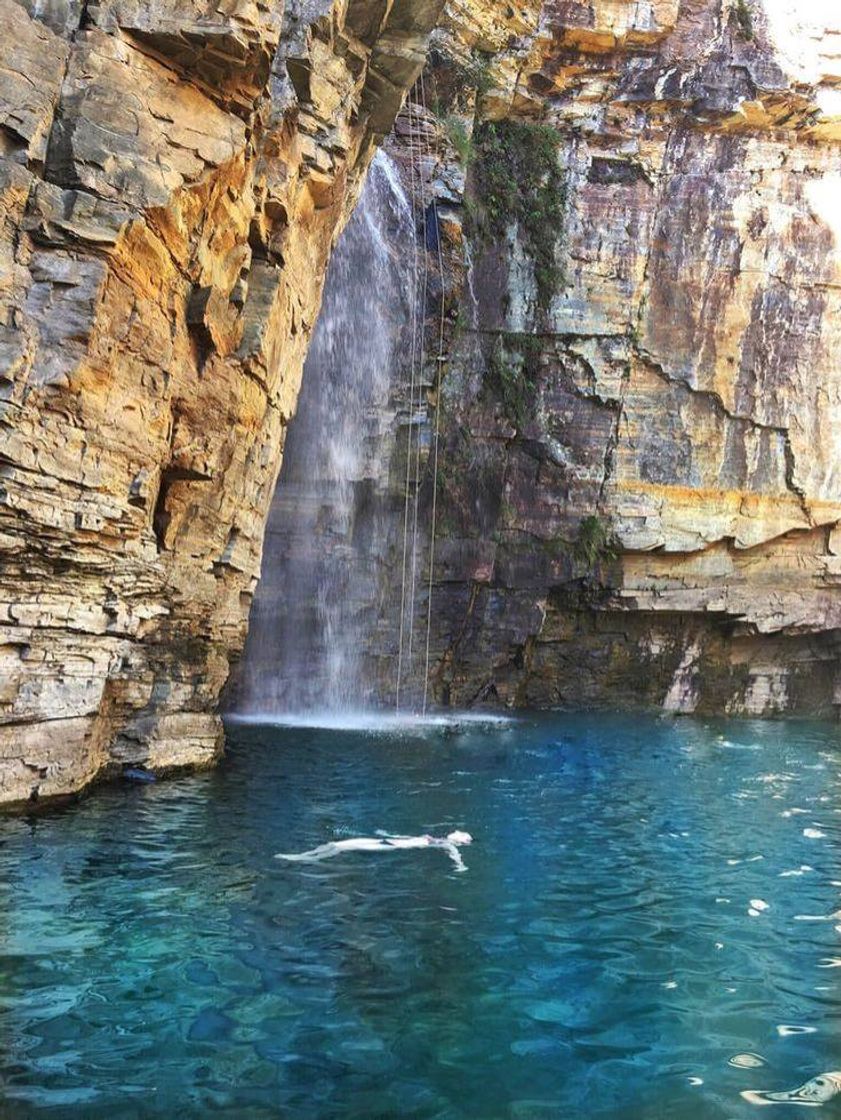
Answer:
top-left (4, 0), bottom-right (841, 808)
top-left (0, 0), bottom-right (444, 805)
top-left (367, 0), bottom-right (841, 718)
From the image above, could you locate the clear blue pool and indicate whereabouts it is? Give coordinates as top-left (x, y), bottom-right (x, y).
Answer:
top-left (1, 713), bottom-right (840, 1118)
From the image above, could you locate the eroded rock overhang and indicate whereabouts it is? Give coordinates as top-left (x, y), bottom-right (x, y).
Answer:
top-left (0, 0), bottom-right (445, 806)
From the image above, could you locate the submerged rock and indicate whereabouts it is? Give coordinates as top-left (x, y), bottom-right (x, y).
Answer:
top-left (123, 767), bottom-right (156, 784)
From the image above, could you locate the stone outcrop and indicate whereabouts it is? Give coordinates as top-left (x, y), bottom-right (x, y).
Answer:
top-left (0, 0), bottom-right (444, 805)
top-left (383, 0), bottom-right (841, 718)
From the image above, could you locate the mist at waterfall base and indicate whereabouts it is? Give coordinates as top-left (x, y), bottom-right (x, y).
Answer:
top-left (238, 151), bottom-right (426, 724)
top-left (3, 714), bottom-right (841, 1117)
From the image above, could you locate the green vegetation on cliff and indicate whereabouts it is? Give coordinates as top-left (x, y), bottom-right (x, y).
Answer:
top-left (428, 45), bottom-right (493, 120)
top-left (469, 121), bottom-right (566, 311)
top-left (735, 0), bottom-right (754, 39)
top-left (487, 332), bottom-right (541, 429)
top-left (441, 115), bottom-right (474, 165)
top-left (573, 515), bottom-right (619, 570)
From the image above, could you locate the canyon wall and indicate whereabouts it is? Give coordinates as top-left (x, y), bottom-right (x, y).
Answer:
top-left (374, 0), bottom-right (841, 717)
top-left (3, 0), bottom-right (841, 806)
top-left (0, 0), bottom-right (444, 805)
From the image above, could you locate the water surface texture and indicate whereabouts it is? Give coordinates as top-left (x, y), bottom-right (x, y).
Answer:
top-left (2, 714), bottom-right (840, 1118)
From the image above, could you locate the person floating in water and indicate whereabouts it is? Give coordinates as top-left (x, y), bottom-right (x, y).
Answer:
top-left (741, 1072), bottom-right (841, 1107)
top-left (275, 830), bottom-right (473, 872)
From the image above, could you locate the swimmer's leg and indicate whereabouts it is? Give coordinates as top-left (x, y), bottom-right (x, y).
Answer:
top-left (274, 842), bottom-right (339, 862)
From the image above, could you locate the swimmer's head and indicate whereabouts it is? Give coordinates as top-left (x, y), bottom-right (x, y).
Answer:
top-left (447, 830), bottom-right (472, 846)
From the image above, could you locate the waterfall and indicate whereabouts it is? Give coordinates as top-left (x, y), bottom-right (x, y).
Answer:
top-left (239, 152), bottom-right (415, 715)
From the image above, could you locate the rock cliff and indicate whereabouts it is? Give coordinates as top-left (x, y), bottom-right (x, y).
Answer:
top-left (379, 0), bottom-right (841, 718)
top-left (4, 0), bottom-right (841, 806)
top-left (0, 0), bottom-right (444, 805)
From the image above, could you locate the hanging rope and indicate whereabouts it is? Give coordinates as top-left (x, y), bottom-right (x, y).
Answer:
top-left (396, 76), bottom-right (449, 715)
top-left (406, 85), bottom-right (431, 711)
top-left (395, 83), bottom-right (422, 713)
top-left (420, 69), bottom-right (447, 716)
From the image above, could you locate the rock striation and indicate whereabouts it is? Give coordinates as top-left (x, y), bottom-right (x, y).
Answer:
top-left (383, 0), bottom-right (841, 718)
top-left (0, 0), bottom-right (444, 805)
top-left (4, 0), bottom-right (841, 807)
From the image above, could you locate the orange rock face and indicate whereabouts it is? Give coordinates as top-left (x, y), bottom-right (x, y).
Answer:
top-left (0, 0), bottom-right (444, 805)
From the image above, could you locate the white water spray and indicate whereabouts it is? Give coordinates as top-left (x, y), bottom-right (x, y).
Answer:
top-left (239, 153), bottom-right (415, 714)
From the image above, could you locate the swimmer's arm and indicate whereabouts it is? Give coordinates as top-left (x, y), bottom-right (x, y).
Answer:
top-left (442, 841), bottom-right (467, 872)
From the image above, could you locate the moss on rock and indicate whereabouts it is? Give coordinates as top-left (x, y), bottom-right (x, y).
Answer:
top-left (486, 331), bottom-right (542, 429)
top-left (469, 121), bottom-right (566, 311)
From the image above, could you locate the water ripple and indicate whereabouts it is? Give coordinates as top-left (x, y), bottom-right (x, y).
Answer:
top-left (1, 712), bottom-right (839, 1118)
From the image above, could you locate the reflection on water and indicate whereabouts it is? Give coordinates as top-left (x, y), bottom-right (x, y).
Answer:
top-left (1, 713), bottom-right (840, 1118)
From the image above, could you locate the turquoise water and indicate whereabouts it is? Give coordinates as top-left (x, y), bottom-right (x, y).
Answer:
top-left (1, 713), bottom-right (841, 1118)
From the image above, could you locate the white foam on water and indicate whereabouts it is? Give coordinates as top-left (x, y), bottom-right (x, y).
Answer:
top-left (228, 710), bottom-right (515, 734)
top-left (687, 1077), bottom-right (704, 1086)
top-left (804, 828), bottom-right (827, 839)
top-left (748, 899), bottom-right (769, 917)
top-left (776, 1024), bottom-right (817, 1036)
top-left (729, 1054), bottom-right (767, 1069)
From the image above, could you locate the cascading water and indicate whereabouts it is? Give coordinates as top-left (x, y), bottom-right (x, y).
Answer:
top-left (239, 152), bottom-right (416, 715)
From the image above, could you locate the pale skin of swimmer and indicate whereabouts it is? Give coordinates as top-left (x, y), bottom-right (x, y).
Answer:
top-left (275, 830), bottom-right (473, 872)
top-left (741, 1072), bottom-right (841, 1107)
